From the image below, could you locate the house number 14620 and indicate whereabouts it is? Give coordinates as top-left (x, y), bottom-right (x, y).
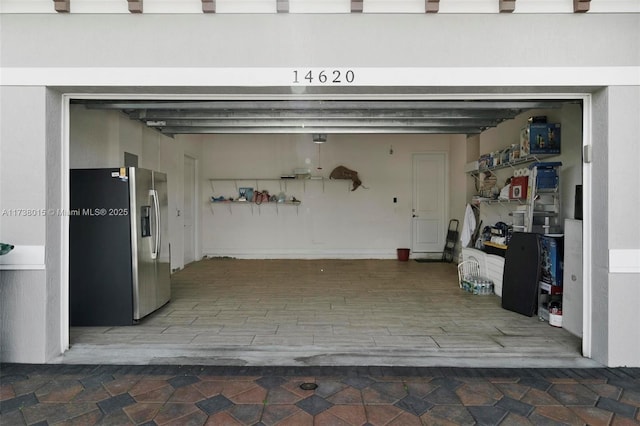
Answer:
top-left (292, 69), bottom-right (355, 84)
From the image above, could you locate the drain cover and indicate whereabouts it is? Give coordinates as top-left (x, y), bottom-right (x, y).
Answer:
top-left (300, 382), bottom-right (318, 390)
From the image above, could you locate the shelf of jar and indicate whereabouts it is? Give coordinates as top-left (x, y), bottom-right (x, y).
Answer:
top-left (210, 200), bottom-right (300, 205)
top-left (472, 197), bottom-right (527, 205)
top-left (209, 177), bottom-right (349, 193)
top-left (209, 200), bottom-right (301, 215)
top-left (467, 153), bottom-right (557, 176)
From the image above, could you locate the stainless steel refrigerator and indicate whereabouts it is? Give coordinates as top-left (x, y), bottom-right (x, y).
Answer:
top-left (69, 167), bottom-right (170, 326)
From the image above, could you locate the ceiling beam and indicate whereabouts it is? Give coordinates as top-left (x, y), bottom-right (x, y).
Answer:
top-left (53, 0), bottom-right (70, 12)
top-left (127, 0), bottom-right (143, 13)
top-left (277, 0), bottom-right (289, 13)
top-left (158, 126), bottom-right (484, 135)
top-left (425, 0), bottom-right (439, 13)
top-left (202, 0), bottom-right (215, 13)
top-left (81, 100), bottom-right (564, 111)
top-left (499, 0), bottom-right (515, 13)
top-left (145, 118), bottom-right (503, 128)
top-left (574, 0), bottom-right (590, 12)
top-left (130, 108), bottom-right (520, 120)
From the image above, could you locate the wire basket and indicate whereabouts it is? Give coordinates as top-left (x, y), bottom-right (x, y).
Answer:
top-left (458, 260), bottom-right (494, 295)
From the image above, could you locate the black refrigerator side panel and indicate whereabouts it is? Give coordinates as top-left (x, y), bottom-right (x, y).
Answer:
top-left (70, 169), bottom-right (134, 326)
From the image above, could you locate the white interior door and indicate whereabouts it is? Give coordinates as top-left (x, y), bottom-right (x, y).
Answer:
top-left (412, 153), bottom-right (447, 253)
top-left (183, 155), bottom-right (196, 265)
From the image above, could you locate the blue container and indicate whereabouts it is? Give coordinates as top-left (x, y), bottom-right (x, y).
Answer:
top-left (540, 235), bottom-right (563, 287)
top-left (528, 123), bottom-right (561, 154)
top-left (530, 162), bottom-right (562, 190)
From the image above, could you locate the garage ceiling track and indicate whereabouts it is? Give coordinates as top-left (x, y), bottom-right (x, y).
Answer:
top-left (74, 99), bottom-right (568, 135)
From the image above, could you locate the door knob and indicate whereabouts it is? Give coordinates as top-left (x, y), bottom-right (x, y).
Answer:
top-left (412, 214), bottom-right (418, 218)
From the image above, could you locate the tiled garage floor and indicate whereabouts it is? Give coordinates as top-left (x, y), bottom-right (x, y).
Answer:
top-left (65, 259), bottom-right (593, 367)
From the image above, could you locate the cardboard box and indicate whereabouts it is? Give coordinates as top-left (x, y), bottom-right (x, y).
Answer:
top-left (509, 176), bottom-right (528, 200)
top-left (540, 235), bottom-right (563, 286)
top-left (521, 123), bottom-right (561, 156)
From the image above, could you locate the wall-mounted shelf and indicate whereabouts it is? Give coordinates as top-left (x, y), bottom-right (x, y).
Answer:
top-left (209, 178), bottom-right (291, 193)
top-left (209, 177), bottom-right (350, 194)
top-left (471, 162), bottom-right (562, 234)
top-left (208, 178), bottom-right (306, 217)
top-left (467, 153), bottom-right (557, 176)
top-left (209, 200), bottom-right (301, 216)
top-left (473, 198), bottom-right (526, 205)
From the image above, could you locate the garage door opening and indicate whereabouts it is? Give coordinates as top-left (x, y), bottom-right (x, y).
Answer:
top-left (63, 94), bottom-right (591, 367)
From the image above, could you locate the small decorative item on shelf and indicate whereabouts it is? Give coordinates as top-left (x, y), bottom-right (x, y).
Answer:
top-left (478, 171), bottom-right (498, 198)
top-left (238, 187), bottom-right (252, 201)
top-left (253, 190), bottom-right (270, 204)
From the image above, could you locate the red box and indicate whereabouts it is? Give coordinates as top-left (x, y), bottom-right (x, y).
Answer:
top-left (510, 176), bottom-right (528, 200)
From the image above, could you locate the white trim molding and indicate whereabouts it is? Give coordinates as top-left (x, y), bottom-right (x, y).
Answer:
top-left (2, 66), bottom-right (640, 88)
top-left (0, 245), bottom-right (45, 270)
top-left (609, 249), bottom-right (640, 274)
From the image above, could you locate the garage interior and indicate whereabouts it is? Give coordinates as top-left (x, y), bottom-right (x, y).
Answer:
top-left (63, 94), bottom-right (591, 367)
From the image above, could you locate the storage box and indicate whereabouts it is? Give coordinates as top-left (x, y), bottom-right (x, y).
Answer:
top-left (536, 168), bottom-right (559, 189)
top-left (520, 123), bottom-right (561, 156)
top-left (540, 235), bottom-right (563, 286)
top-left (509, 176), bottom-right (528, 200)
top-left (530, 162), bottom-right (561, 190)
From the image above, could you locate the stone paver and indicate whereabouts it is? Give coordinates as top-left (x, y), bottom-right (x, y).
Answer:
top-left (1, 365), bottom-right (638, 425)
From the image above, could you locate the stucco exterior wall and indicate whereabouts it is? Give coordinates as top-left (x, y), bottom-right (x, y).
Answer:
top-left (605, 86), bottom-right (640, 367)
top-left (0, 12), bottom-right (638, 365)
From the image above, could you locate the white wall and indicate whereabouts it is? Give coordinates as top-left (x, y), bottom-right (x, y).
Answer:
top-left (200, 133), bottom-right (466, 258)
top-left (0, 87), bottom-right (49, 363)
top-left (1, 14), bottom-right (639, 69)
top-left (2, 0), bottom-right (639, 13)
top-left (69, 105), bottom-right (202, 272)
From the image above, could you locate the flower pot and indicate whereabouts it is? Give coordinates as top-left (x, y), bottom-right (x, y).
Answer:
top-left (397, 248), bottom-right (410, 261)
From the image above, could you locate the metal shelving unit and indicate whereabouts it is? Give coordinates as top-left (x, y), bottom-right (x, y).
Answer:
top-left (524, 162), bottom-right (562, 234)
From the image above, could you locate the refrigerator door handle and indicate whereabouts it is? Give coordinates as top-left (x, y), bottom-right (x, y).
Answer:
top-left (150, 189), bottom-right (160, 260)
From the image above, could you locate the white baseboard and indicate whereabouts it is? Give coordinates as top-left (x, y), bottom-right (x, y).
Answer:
top-left (203, 249), bottom-right (400, 260)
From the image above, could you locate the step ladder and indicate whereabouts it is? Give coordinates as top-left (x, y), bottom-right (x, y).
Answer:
top-left (441, 219), bottom-right (459, 263)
